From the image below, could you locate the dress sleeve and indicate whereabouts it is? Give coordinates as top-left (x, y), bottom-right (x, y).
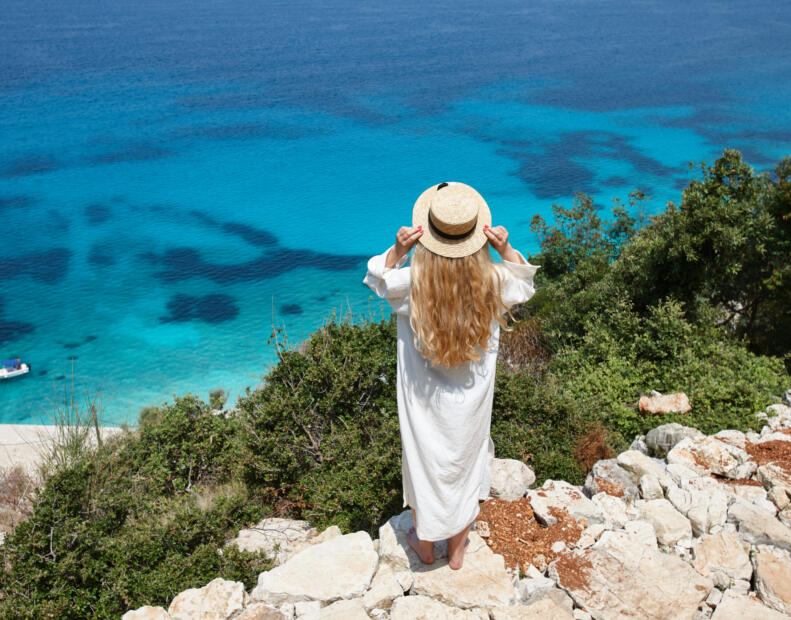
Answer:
top-left (362, 244), bottom-right (411, 313)
top-left (495, 249), bottom-right (540, 309)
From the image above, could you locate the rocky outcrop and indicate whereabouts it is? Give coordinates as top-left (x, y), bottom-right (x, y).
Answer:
top-left (124, 400), bottom-right (791, 620)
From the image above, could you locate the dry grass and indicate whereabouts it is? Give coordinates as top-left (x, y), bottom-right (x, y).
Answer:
top-left (498, 318), bottom-right (551, 374)
top-left (0, 466), bottom-right (37, 534)
top-left (573, 421), bottom-right (614, 472)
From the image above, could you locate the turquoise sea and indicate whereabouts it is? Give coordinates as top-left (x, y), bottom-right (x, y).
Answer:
top-left (1, 0), bottom-right (789, 424)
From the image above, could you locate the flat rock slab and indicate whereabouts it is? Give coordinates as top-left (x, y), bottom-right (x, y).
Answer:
top-left (168, 578), bottom-right (247, 620)
top-left (753, 551), bottom-right (791, 615)
top-left (389, 595), bottom-right (485, 619)
top-left (637, 499), bottom-right (692, 546)
top-left (319, 598), bottom-right (370, 619)
top-left (236, 603), bottom-right (287, 620)
top-left (490, 599), bottom-right (574, 619)
top-left (691, 530), bottom-right (752, 587)
top-left (549, 526), bottom-right (711, 619)
top-left (251, 531), bottom-right (378, 605)
top-left (122, 607), bottom-right (170, 620)
top-left (728, 499), bottom-right (791, 552)
top-left (409, 531), bottom-right (516, 608)
top-left (711, 589), bottom-right (790, 620)
top-left (527, 480), bottom-right (604, 527)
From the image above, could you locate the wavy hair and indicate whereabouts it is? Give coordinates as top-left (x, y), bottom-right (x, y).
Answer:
top-left (409, 242), bottom-right (513, 368)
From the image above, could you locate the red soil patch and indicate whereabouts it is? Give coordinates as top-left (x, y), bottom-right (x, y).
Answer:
top-left (594, 477), bottom-right (625, 497)
top-left (552, 552), bottom-right (595, 594)
top-left (744, 439), bottom-right (791, 475)
top-left (475, 497), bottom-right (584, 572)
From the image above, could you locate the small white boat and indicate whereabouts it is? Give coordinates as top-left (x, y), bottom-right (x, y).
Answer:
top-left (0, 358), bottom-right (30, 380)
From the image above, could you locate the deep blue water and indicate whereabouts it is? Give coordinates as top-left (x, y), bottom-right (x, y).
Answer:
top-left (1, 0), bottom-right (789, 424)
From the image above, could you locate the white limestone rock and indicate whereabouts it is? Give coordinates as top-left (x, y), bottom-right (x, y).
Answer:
top-left (490, 458), bottom-right (536, 500)
top-left (711, 589), bottom-right (790, 620)
top-left (712, 429), bottom-right (748, 449)
top-left (251, 532), bottom-right (378, 605)
top-left (228, 518), bottom-right (319, 565)
top-left (758, 463), bottom-right (791, 505)
top-left (319, 598), bottom-right (369, 620)
top-left (582, 459), bottom-right (640, 501)
top-left (616, 450), bottom-right (672, 490)
top-left (389, 595), bottom-right (482, 619)
top-left (637, 498), bottom-right (692, 547)
top-left (122, 607), bottom-right (170, 620)
top-left (527, 480), bottom-right (604, 527)
top-left (168, 578), bottom-right (247, 620)
top-left (667, 483), bottom-right (729, 537)
top-left (638, 392), bottom-right (692, 415)
top-left (294, 600), bottom-right (321, 618)
top-left (639, 474), bottom-right (664, 500)
top-left (378, 510), bottom-right (447, 574)
top-left (235, 603), bottom-right (287, 619)
top-left (727, 498), bottom-right (791, 552)
top-left (490, 599), bottom-right (574, 619)
top-left (691, 530), bottom-right (752, 588)
top-left (590, 492), bottom-right (629, 529)
top-left (409, 531), bottom-right (516, 609)
top-left (752, 550), bottom-right (791, 615)
top-left (645, 423), bottom-right (704, 457)
top-left (362, 562), bottom-right (402, 611)
top-left (549, 523), bottom-right (712, 620)
top-left (667, 436), bottom-right (756, 479)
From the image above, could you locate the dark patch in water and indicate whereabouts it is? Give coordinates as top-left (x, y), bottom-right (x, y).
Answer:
top-left (85, 203), bottom-right (112, 225)
top-left (0, 248), bottom-right (71, 284)
top-left (171, 122), bottom-right (321, 141)
top-left (88, 243), bottom-right (116, 267)
top-left (674, 177), bottom-right (692, 191)
top-left (55, 375), bottom-right (65, 381)
top-left (0, 320), bottom-right (34, 346)
top-left (38, 369), bottom-right (47, 376)
top-left (190, 210), bottom-right (278, 247)
top-left (0, 195), bottom-right (37, 211)
top-left (88, 142), bottom-right (173, 165)
top-left (153, 246), bottom-right (365, 284)
top-left (601, 176), bottom-right (629, 187)
top-left (316, 295), bottom-right (328, 302)
top-left (63, 342), bottom-right (81, 349)
top-left (281, 303), bottom-right (303, 315)
top-left (84, 335), bottom-right (97, 343)
top-left (0, 154), bottom-right (60, 178)
top-left (491, 130), bottom-right (680, 199)
top-left (160, 293), bottom-right (240, 324)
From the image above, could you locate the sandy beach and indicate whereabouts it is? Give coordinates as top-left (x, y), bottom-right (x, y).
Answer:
top-left (0, 424), bottom-right (124, 474)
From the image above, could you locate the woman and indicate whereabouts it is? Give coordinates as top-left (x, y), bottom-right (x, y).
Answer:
top-left (363, 182), bottom-right (539, 570)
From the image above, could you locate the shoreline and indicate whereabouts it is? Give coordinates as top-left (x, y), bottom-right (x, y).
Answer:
top-left (0, 424), bottom-right (124, 473)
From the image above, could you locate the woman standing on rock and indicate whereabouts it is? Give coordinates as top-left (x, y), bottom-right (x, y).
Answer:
top-left (363, 182), bottom-right (539, 570)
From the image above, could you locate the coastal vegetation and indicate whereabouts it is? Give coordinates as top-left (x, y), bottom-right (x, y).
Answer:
top-left (0, 150), bottom-right (788, 618)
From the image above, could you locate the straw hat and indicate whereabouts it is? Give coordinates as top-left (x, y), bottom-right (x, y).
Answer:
top-left (412, 182), bottom-right (492, 258)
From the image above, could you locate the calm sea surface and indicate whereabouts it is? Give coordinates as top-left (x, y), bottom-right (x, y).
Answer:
top-left (1, 0), bottom-right (789, 424)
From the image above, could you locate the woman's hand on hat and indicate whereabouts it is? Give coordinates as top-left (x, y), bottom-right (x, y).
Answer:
top-left (483, 225), bottom-right (510, 254)
top-left (386, 225), bottom-right (423, 268)
top-left (485, 224), bottom-right (525, 263)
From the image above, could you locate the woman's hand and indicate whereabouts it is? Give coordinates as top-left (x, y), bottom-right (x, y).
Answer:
top-left (484, 224), bottom-right (524, 264)
top-left (386, 225), bottom-right (423, 268)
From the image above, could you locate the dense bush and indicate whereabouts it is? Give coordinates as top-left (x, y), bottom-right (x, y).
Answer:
top-left (236, 318), bottom-right (403, 534)
top-left (0, 396), bottom-right (271, 619)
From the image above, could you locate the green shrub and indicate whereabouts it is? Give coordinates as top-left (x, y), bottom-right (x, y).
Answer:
top-left (236, 317), bottom-right (403, 534)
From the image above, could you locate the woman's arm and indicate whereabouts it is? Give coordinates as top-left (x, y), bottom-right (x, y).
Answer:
top-left (385, 225), bottom-right (423, 268)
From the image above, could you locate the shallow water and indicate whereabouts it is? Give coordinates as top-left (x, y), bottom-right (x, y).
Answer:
top-left (1, 0), bottom-right (789, 424)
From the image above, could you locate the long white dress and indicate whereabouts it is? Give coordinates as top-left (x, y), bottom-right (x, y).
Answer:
top-left (363, 244), bottom-right (539, 541)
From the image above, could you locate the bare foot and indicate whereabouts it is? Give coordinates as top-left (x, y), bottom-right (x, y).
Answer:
top-left (447, 523), bottom-right (472, 570)
top-left (407, 526), bottom-right (435, 564)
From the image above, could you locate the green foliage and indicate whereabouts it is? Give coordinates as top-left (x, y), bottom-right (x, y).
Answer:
top-left (0, 397), bottom-right (271, 619)
top-left (236, 317), bottom-right (403, 534)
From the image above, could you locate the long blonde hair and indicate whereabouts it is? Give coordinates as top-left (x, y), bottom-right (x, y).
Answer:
top-left (409, 242), bottom-right (512, 368)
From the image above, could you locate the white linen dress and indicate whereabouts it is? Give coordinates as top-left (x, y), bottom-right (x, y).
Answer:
top-left (363, 244), bottom-right (539, 541)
